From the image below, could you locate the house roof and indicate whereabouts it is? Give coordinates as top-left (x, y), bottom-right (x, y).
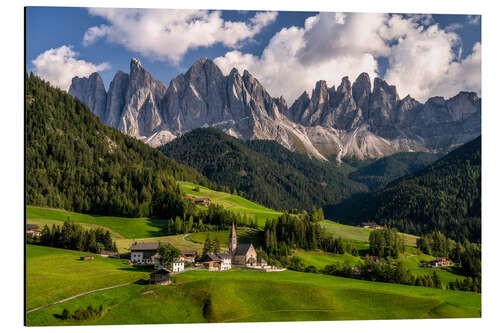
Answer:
top-left (129, 242), bottom-right (168, 251)
top-left (26, 224), bottom-right (40, 231)
top-left (207, 253), bottom-right (219, 261)
top-left (181, 250), bottom-right (197, 256)
top-left (217, 253), bottom-right (232, 259)
top-left (234, 244), bottom-right (253, 256)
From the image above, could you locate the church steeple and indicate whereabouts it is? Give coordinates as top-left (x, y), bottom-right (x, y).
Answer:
top-left (229, 222), bottom-right (237, 255)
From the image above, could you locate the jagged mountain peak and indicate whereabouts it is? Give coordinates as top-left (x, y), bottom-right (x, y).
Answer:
top-left (68, 57), bottom-right (481, 161)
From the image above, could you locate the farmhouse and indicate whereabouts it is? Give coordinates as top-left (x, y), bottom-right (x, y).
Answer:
top-left (26, 224), bottom-right (41, 237)
top-left (129, 242), bottom-right (168, 264)
top-left (425, 257), bottom-right (451, 267)
top-left (203, 253), bottom-right (232, 271)
top-left (229, 223), bottom-right (258, 266)
top-left (183, 195), bottom-right (211, 206)
top-left (181, 250), bottom-right (198, 262)
top-left (172, 257), bottom-right (185, 272)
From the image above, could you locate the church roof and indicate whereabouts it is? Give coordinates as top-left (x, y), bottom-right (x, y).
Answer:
top-left (234, 243), bottom-right (254, 256)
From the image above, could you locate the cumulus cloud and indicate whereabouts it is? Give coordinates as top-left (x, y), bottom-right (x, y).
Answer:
top-left (84, 8), bottom-right (277, 64)
top-left (31, 45), bottom-right (110, 91)
top-left (383, 15), bottom-right (480, 100)
top-left (214, 12), bottom-right (481, 103)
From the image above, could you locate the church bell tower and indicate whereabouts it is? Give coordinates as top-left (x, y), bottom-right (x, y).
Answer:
top-left (229, 223), bottom-right (237, 255)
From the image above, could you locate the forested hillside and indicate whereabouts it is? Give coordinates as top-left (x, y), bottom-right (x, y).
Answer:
top-left (160, 128), bottom-right (368, 212)
top-left (348, 152), bottom-right (440, 190)
top-left (327, 137), bottom-right (481, 243)
top-left (26, 74), bottom-right (210, 218)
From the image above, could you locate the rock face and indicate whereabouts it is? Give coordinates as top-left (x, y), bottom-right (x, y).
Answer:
top-left (69, 58), bottom-right (481, 161)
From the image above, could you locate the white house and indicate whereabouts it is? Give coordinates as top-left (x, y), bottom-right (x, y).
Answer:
top-left (218, 253), bottom-right (232, 271)
top-left (172, 257), bottom-right (185, 272)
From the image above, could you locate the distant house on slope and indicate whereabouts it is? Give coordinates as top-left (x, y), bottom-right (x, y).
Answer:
top-left (130, 242), bottom-right (168, 264)
top-left (361, 222), bottom-right (384, 230)
top-left (26, 224), bottom-right (41, 237)
top-left (183, 195), bottom-right (211, 207)
top-left (424, 257), bottom-right (451, 267)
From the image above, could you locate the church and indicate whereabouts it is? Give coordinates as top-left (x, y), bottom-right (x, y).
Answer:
top-left (229, 223), bottom-right (258, 266)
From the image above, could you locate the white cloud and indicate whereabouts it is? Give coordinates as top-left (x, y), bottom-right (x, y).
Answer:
top-left (383, 15), bottom-right (480, 100)
top-left (215, 13), bottom-right (481, 103)
top-left (84, 8), bottom-right (277, 64)
top-left (31, 45), bottom-right (110, 91)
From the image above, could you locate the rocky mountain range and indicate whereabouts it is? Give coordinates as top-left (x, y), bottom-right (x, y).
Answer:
top-left (69, 57), bottom-right (481, 161)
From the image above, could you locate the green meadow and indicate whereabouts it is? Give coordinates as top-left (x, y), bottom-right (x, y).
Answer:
top-left (179, 181), bottom-right (283, 227)
top-left (114, 234), bottom-right (203, 253)
top-left (26, 245), bottom-right (148, 311)
top-left (293, 249), bottom-right (364, 269)
top-left (27, 206), bottom-right (167, 239)
top-left (26, 268), bottom-right (480, 326)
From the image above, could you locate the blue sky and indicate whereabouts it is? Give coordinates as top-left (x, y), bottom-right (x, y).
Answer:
top-left (26, 7), bottom-right (481, 102)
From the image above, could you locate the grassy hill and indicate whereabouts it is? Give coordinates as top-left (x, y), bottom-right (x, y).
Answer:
top-left (27, 206), bottom-right (167, 239)
top-left (26, 245), bottom-right (148, 310)
top-left (26, 267), bottom-right (480, 326)
top-left (179, 181), bottom-right (282, 227)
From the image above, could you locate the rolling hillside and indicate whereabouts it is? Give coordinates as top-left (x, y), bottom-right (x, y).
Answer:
top-left (26, 267), bottom-right (480, 326)
top-left (26, 74), bottom-right (210, 219)
top-left (326, 136), bottom-right (481, 243)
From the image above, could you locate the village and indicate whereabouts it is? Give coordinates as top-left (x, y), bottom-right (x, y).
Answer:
top-left (129, 223), bottom-right (283, 285)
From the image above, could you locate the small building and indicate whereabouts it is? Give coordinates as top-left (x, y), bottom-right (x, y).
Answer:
top-left (150, 268), bottom-right (171, 285)
top-left (184, 196), bottom-right (211, 206)
top-left (361, 222), bottom-right (384, 230)
top-left (426, 257), bottom-right (451, 267)
top-left (172, 257), bottom-right (185, 272)
top-left (181, 250), bottom-right (198, 262)
top-left (100, 251), bottom-right (119, 258)
top-left (26, 229), bottom-right (41, 237)
top-left (129, 242), bottom-right (168, 264)
top-left (26, 224), bottom-right (40, 231)
top-left (204, 253), bottom-right (232, 271)
top-left (194, 198), bottom-right (211, 206)
top-left (80, 256), bottom-right (94, 261)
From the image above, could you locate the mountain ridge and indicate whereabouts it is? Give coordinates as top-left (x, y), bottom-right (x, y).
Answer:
top-left (69, 57), bottom-right (481, 161)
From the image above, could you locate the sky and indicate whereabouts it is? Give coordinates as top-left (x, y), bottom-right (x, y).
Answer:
top-left (26, 7), bottom-right (481, 103)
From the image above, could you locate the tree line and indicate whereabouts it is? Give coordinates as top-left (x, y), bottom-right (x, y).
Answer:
top-left (34, 218), bottom-right (117, 253)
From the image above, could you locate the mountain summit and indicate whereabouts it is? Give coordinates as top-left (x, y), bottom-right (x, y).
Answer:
top-left (69, 58), bottom-right (481, 161)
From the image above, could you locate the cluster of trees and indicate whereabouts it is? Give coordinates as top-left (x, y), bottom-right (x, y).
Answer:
top-left (263, 214), bottom-right (358, 263)
top-left (161, 128), bottom-right (368, 212)
top-left (322, 259), bottom-right (443, 289)
top-left (263, 214), bottom-right (323, 260)
top-left (417, 231), bottom-right (481, 279)
top-left (36, 219), bottom-right (117, 253)
top-left (26, 74), bottom-right (209, 219)
top-left (448, 277), bottom-right (481, 293)
top-left (161, 204), bottom-right (259, 235)
top-left (369, 228), bottom-right (405, 258)
top-left (157, 243), bottom-right (181, 269)
top-left (60, 305), bottom-right (104, 321)
top-left (201, 234), bottom-right (221, 257)
top-left (328, 136), bottom-right (481, 243)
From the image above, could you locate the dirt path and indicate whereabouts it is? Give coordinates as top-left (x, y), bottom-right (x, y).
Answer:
top-left (26, 282), bottom-right (132, 314)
